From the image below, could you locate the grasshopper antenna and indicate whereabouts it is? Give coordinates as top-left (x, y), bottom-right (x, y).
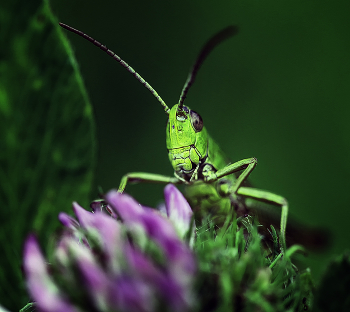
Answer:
top-left (59, 22), bottom-right (170, 115)
top-left (178, 25), bottom-right (238, 110)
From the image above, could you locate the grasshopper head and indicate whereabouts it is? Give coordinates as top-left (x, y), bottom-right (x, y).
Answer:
top-left (163, 26), bottom-right (237, 179)
top-left (58, 23), bottom-right (236, 180)
top-left (166, 104), bottom-right (208, 178)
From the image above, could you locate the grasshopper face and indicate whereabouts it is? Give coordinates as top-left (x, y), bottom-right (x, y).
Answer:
top-left (166, 104), bottom-right (208, 180)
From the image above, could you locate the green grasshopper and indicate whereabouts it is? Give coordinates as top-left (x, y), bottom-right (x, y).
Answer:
top-left (59, 23), bottom-right (288, 251)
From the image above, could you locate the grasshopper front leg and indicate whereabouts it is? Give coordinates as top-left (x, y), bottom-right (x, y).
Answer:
top-left (204, 157), bottom-right (288, 251)
top-left (118, 172), bottom-right (180, 193)
top-left (204, 157), bottom-right (257, 193)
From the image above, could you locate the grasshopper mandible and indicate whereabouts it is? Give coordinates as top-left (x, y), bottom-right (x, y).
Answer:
top-left (59, 23), bottom-right (288, 251)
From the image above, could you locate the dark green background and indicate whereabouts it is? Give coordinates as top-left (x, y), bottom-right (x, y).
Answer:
top-left (52, 0), bottom-right (350, 283)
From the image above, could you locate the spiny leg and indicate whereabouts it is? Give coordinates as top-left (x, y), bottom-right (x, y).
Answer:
top-left (205, 157), bottom-right (257, 193)
top-left (118, 172), bottom-right (180, 193)
top-left (237, 186), bottom-right (288, 252)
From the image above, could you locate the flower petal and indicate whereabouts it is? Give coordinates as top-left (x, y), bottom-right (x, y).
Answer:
top-left (164, 184), bottom-right (194, 239)
top-left (106, 189), bottom-right (196, 277)
top-left (108, 192), bottom-right (197, 310)
top-left (109, 276), bottom-right (155, 312)
top-left (23, 235), bottom-right (78, 312)
top-left (73, 202), bottom-right (123, 272)
top-left (124, 244), bottom-right (163, 283)
top-left (105, 191), bottom-right (143, 221)
top-left (70, 242), bottom-right (111, 311)
top-left (58, 212), bottom-right (79, 230)
top-left (72, 202), bottom-right (95, 228)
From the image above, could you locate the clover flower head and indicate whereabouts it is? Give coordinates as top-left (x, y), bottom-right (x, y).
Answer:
top-left (23, 184), bottom-right (196, 312)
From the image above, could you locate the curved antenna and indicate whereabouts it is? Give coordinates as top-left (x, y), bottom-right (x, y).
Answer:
top-left (178, 25), bottom-right (238, 110)
top-left (59, 22), bottom-right (170, 115)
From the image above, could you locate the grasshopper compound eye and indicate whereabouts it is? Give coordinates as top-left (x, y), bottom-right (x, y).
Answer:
top-left (190, 110), bottom-right (203, 132)
top-left (176, 106), bottom-right (189, 121)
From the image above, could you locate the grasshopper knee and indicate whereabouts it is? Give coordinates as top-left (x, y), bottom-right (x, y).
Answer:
top-left (250, 157), bottom-right (258, 167)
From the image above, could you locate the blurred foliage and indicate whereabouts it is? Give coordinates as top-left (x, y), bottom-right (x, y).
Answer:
top-left (195, 216), bottom-right (313, 312)
top-left (0, 0), bottom-right (96, 310)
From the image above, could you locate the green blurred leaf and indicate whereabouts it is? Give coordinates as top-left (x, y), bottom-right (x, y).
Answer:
top-left (0, 0), bottom-right (96, 309)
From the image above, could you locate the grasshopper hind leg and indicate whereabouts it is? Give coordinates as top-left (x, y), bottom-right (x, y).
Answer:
top-left (236, 186), bottom-right (288, 253)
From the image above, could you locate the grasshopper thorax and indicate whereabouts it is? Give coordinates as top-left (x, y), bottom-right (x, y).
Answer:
top-left (166, 104), bottom-right (208, 180)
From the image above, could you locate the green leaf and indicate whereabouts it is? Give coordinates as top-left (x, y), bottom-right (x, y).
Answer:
top-left (0, 0), bottom-right (96, 309)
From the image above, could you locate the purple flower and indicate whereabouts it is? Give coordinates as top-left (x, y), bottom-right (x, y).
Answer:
top-left (23, 235), bottom-right (80, 312)
top-left (23, 185), bottom-right (196, 312)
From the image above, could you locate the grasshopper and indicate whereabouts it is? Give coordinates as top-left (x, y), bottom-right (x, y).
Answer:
top-left (60, 23), bottom-right (289, 251)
